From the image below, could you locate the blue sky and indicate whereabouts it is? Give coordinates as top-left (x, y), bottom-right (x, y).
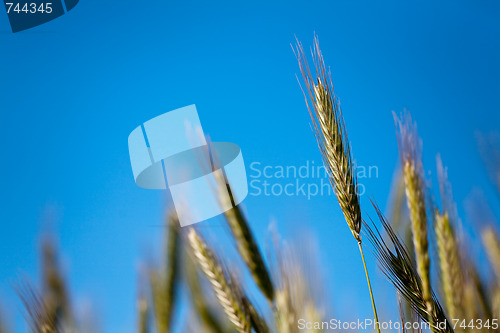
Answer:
top-left (0, 0), bottom-right (499, 331)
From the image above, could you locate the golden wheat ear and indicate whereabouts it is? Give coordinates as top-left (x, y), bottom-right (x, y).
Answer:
top-left (294, 36), bottom-right (361, 241)
top-left (365, 202), bottom-right (453, 333)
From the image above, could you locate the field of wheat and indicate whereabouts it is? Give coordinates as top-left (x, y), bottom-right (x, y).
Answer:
top-left (2, 36), bottom-right (499, 333)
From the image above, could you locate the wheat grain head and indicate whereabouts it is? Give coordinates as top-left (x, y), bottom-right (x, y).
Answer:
top-left (149, 211), bottom-right (180, 333)
top-left (394, 112), bottom-right (433, 323)
top-left (187, 228), bottom-right (251, 333)
top-left (365, 203), bottom-right (453, 333)
top-left (294, 36), bottom-right (361, 241)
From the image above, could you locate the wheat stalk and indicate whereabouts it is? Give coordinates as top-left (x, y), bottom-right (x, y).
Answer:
top-left (294, 35), bottom-right (379, 332)
top-left (217, 177), bottom-right (275, 303)
top-left (394, 112), bottom-right (433, 325)
top-left (187, 228), bottom-right (251, 333)
top-left (365, 203), bottom-right (453, 333)
top-left (207, 139), bottom-right (275, 304)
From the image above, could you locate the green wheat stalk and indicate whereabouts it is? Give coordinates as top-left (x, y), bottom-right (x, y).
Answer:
top-left (216, 174), bottom-right (274, 303)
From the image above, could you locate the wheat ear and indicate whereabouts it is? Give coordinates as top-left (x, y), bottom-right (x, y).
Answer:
top-left (187, 228), bottom-right (251, 333)
top-left (185, 252), bottom-right (230, 333)
top-left (434, 211), bottom-right (462, 321)
top-left (16, 278), bottom-right (60, 333)
top-left (365, 203), bottom-right (453, 333)
top-left (137, 292), bottom-right (148, 333)
top-left (294, 35), bottom-right (379, 332)
top-left (434, 156), bottom-right (464, 321)
top-left (394, 112), bottom-right (433, 324)
top-left (149, 211), bottom-right (180, 333)
top-left (40, 237), bottom-right (74, 331)
top-left (482, 227), bottom-right (500, 283)
top-left (493, 288), bottom-right (500, 320)
top-left (294, 37), bottom-right (361, 240)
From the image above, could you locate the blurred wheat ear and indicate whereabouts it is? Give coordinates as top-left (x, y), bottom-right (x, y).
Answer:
top-left (464, 194), bottom-right (497, 320)
top-left (477, 132), bottom-right (500, 196)
top-left (187, 227), bottom-right (251, 333)
top-left (149, 211), bottom-right (180, 333)
top-left (0, 316), bottom-right (5, 333)
top-left (272, 232), bottom-right (326, 333)
top-left (137, 291), bottom-right (149, 333)
top-left (394, 112), bottom-right (434, 325)
top-left (294, 35), bottom-right (379, 332)
top-left (16, 278), bottom-right (60, 333)
top-left (185, 250), bottom-right (231, 333)
top-left (482, 227), bottom-right (500, 282)
top-left (365, 203), bottom-right (453, 333)
top-left (434, 156), bottom-right (464, 321)
top-left (16, 236), bottom-right (74, 333)
top-left (40, 237), bottom-right (73, 329)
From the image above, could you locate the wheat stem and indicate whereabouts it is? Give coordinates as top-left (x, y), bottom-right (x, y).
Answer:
top-left (222, 185), bottom-right (274, 303)
top-left (358, 242), bottom-right (381, 333)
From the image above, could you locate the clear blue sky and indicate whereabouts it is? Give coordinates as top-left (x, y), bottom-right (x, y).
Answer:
top-left (0, 0), bottom-right (499, 332)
